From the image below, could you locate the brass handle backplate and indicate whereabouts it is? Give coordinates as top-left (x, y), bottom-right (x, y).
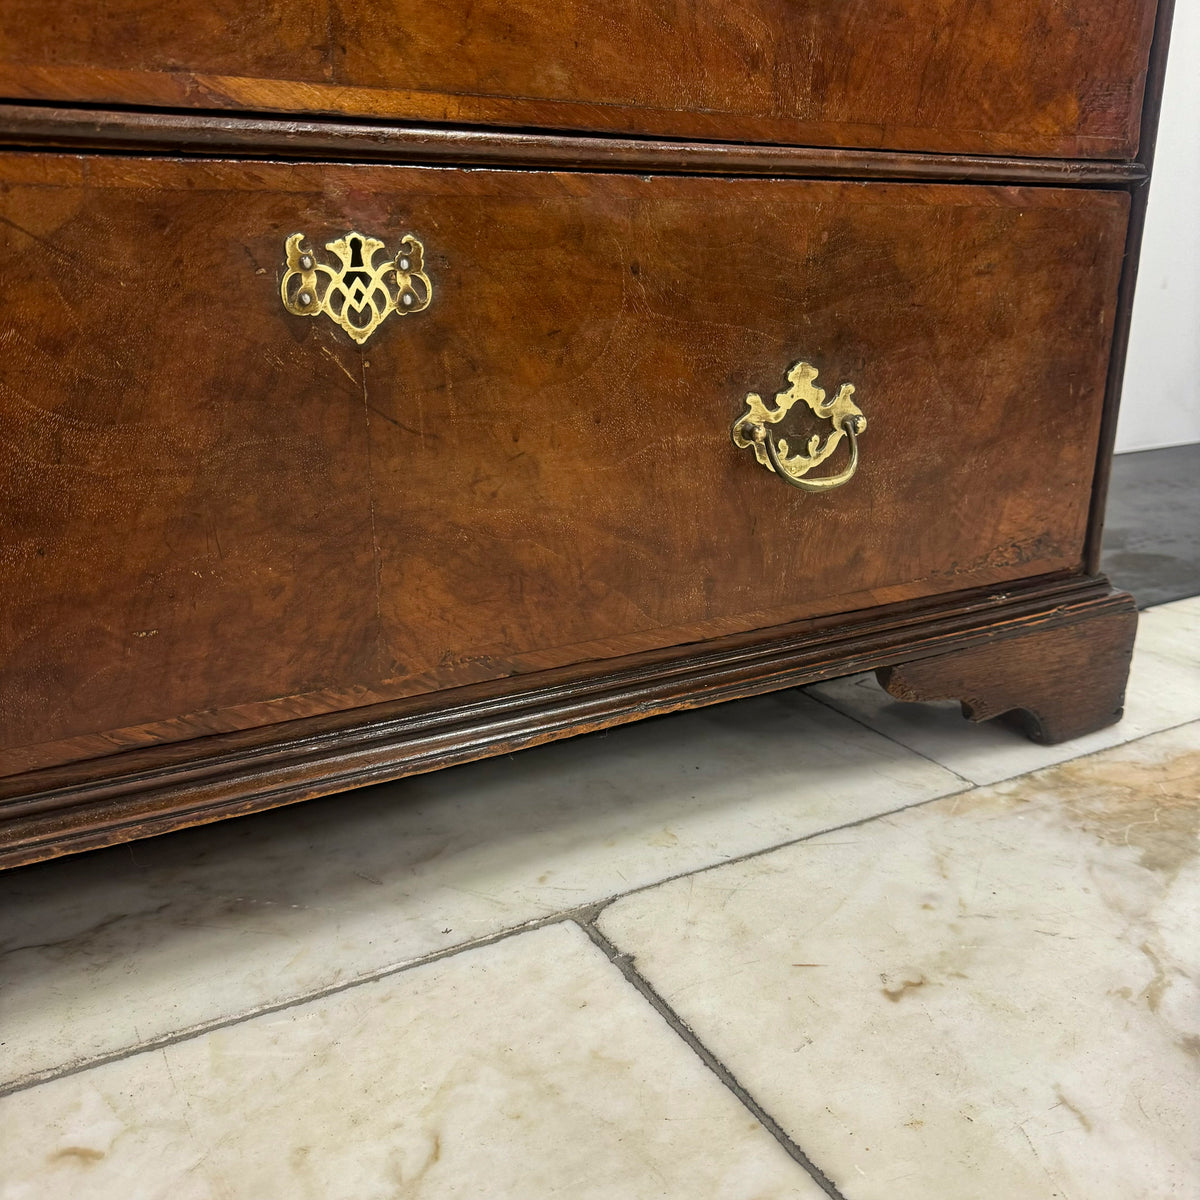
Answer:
top-left (731, 360), bottom-right (866, 492)
top-left (280, 231), bottom-right (432, 344)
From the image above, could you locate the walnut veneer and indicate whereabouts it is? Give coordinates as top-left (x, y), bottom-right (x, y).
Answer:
top-left (0, 0), bottom-right (1175, 867)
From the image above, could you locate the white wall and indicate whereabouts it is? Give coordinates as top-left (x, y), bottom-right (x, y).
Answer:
top-left (1117, 2), bottom-right (1200, 452)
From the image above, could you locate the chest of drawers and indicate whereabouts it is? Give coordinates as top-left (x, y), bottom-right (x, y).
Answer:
top-left (0, 1), bottom-right (1173, 867)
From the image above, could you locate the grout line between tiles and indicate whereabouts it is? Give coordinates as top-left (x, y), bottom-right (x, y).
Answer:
top-left (0, 783), bottom-right (969, 1100)
top-left (0, 783), bottom-right (971, 1100)
top-left (801, 685), bottom-right (978, 786)
top-left (802, 684), bottom-right (1200, 788)
top-left (599, 781), bottom-right (974, 903)
top-left (578, 918), bottom-right (851, 1200)
top-left (0, 907), bottom-right (581, 1099)
top-left (6, 712), bottom-right (1197, 1100)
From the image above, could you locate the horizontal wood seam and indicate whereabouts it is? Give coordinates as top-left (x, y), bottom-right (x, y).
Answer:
top-left (0, 104), bottom-right (1147, 186)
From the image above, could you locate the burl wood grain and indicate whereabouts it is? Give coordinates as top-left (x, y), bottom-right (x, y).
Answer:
top-left (0, 0), bottom-right (1159, 158)
top-left (879, 595), bottom-right (1138, 744)
top-left (0, 156), bottom-right (1128, 773)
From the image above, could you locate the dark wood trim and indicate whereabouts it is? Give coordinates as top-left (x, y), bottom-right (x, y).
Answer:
top-left (0, 103), bottom-right (1147, 186)
top-left (0, 573), bottom-right (1126, 869)
top-left (879, 593), bottom-right (1137, 744)
top-left (1085, 0), bottom-right (1177, 573)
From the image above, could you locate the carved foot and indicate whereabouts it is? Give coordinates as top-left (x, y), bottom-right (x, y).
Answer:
top-left (876, 593), bottom-right (1138, 745)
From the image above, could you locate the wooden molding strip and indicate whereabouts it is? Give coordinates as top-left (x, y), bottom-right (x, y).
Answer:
top-left (0, 104), bottom-right (1147, 186)
top-left (0, 574), bottom-right (1128, 869)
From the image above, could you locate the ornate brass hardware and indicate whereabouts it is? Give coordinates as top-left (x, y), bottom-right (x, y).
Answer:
top-left (280, 231), bottom-right (432, 344)
top-left (731, 360), bottom-right (866, 492)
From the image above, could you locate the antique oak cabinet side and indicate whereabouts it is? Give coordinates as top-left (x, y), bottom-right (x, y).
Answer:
top-left (0, 0), bottom-right (1174, 867)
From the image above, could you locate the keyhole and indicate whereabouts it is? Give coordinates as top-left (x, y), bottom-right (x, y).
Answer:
top-left (341, 236), bottom-right (371, 294)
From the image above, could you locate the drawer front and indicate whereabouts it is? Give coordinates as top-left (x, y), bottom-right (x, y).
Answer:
top-left (0, 157), bottom-right (1127, 772)
top-left (0, 1), bottom-right (1157, 159)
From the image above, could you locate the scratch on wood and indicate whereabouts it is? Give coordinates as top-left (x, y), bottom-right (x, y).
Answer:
top-left (359, 351), bottom-right (385, 668)
top-left (320, 344), bottom-right (357, 387)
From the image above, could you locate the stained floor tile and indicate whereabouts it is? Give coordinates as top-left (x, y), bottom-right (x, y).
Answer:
top-left (0, 690), bottom-right (959, 1089)
top-left (807, 596), bottom-right (1200, 785)
top-left (0, 922), bottom-right (824, 1200)
top-left (598, 722), bottom-right (1200, 1200)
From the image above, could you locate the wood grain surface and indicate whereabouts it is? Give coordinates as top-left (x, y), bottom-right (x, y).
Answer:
top-left (0, 0), bottom-right (1159, 158)
top-left (0, 155), bottom-right (1128, 775)
top-left (879, 595), bottom-right (1138, 744)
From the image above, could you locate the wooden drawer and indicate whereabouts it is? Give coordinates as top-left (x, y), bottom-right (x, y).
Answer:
top-left (0, 155), bottom-right (1127, 776)
top-left (0, 1), bottom-right (1158, 158)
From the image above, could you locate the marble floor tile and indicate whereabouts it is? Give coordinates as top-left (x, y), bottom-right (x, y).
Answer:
top-left (0, 922), bottom-right (824, 1200)
top-left (597, 721), bottom-right (1200, 1200)
top-left (0, 690), bottom-right (960, 1090)
top-left (807, 596), bottom-right (1200, 785)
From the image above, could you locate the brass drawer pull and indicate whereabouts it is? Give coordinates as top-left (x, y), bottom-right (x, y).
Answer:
top-left (280, 231), bottom-right (432, 344)
top-left (731, 360), bottom-right (866, 493)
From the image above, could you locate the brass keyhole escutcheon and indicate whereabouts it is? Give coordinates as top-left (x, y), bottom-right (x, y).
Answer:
top-left (731, 360), bottom-right (866, 492)
top-left (280, 231), bottom-right (432, 344)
